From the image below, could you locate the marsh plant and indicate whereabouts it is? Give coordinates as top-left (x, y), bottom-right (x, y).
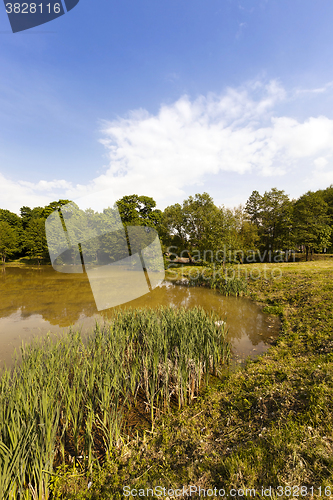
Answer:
top-left (0, 306), bottom-right (229, 499)
top-left (172, 264), bottom-right (249, 296)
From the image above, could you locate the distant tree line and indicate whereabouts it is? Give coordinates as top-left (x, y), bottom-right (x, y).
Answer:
top-left (0, 196), bottom-right (163, 265)
top-left (0, 187), bottom-right (333, 265)
top-left (161, 186), bottom-right (333, 263)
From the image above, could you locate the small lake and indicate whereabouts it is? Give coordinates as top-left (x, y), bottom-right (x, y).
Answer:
top-left (0, 266), bottom-right (280, 370)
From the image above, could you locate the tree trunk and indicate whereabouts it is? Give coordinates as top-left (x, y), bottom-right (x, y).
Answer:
top-left (306, 246), bottom-right (309, 262)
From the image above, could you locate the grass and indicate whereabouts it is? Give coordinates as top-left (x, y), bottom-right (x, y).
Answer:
top-left (52, 261), bottom-right (333, 498)
top-left (0, 307), bottom-right (229, 499)
top-left (0, 256), bottom-right (51, 267)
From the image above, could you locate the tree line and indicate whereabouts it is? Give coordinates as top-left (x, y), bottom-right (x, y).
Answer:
top-left (162, 186), bottom-right (333, 263)
top-left (0, 187), bottom-right (333, 265)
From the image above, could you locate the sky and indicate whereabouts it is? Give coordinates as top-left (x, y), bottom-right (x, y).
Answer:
top-left (1, 0), bottom-right (333, 213)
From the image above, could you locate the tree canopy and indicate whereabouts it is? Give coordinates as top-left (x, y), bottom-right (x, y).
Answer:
top-left (1, 186), bottom-right (333, 265)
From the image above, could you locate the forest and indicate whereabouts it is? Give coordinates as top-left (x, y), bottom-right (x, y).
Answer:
top-left (1, 185), bottom-right (333, 265)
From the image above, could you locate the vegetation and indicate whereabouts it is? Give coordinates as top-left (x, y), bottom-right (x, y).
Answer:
top-left (163, 187), bottom-right (333, 263)
top-left (2, 185), bottom-right (333, 266)
top-left (50, 261), bottom-right (333, 498)
top-left (2, 187), bottom-right (333, 497)
top-left (0, 307), bottom-right (229, 499)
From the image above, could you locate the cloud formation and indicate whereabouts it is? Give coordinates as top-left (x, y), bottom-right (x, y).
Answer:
top-left (2, 80), bottom-right (333, 213)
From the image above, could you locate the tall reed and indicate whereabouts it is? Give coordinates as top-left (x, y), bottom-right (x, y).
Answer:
top-left (0, 306), bottom-right (230, 499)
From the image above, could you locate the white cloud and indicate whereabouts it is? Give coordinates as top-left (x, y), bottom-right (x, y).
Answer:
top-left (314, 157), bottom-right (329, 170)
top-left (2, 80), bottom-right (333, 213)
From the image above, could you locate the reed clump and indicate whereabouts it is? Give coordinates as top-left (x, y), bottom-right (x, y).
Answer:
top-left (184, 265), bottom-right (248, 296)
top-left (0, 306), bottom-right (230, 499)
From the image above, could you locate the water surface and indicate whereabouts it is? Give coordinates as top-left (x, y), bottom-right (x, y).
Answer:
top-left (0, 266), bottom-right (280, 369)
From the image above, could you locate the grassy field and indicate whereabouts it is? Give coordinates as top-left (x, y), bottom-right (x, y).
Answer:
top-left (52, 261), bottom-right (333, 499)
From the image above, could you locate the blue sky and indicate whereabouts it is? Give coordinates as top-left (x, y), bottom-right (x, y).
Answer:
top-left (1, 0), bottom-right (333, 213)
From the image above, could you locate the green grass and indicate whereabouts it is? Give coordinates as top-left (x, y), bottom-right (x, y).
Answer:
top-left (0, 307), bottom-right (229, 499)
top-left (52, 261), bottom-right (333, 498)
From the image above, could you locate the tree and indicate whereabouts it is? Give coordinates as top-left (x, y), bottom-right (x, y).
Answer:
top-left (0, 221), bottom-right (19, 263)
top-left (163, 193), bottom-right (225, 262)
top-left (260, 188), bottom-right (294, 254)
top-left (317, 185), bottom-right (333, 251)
top-left (161, 203), bottom-right (188, 249)
top-left (245, 190), bottom-right (262, 228)
top-left (182, 193), bottom-right (220, 256)
top-left (245, 188), bottom-right (293, 261)
top-left (233, 205), bottom-right (260, 261)
top-left (115, 195), bottom-right (162, 229)
top-left (0, 209), bottom-right (22, 229)
top-left (293, 191), bottom-right (331, 261)
top-left (0, 209), bottom-right (24, 257)
top-left (24, 219), bottom-right (48, 265)
top-left (20, 206), bottom-right (44, 230)
top-left (42, 199), bottom-right (72, 220)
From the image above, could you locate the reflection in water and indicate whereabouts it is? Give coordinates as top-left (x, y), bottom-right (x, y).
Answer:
top-left (0, 266), bottom-right (280, 369)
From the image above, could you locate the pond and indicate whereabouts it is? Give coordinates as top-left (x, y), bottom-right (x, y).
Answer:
top-left (0, 265), bottom-right (280, 370)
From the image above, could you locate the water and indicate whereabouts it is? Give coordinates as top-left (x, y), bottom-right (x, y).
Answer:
top-left (0, 266), bottom-right (280, 369)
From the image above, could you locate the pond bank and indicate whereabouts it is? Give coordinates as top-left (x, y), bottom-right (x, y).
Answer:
top-left (54, 261), bottom-right (333, 497)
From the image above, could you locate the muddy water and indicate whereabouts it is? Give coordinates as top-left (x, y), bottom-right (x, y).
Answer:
top-left (0, 266), bottom-right (280, 369)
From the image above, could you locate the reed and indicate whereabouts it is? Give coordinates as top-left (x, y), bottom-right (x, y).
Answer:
top-left (187, 266), bottom-right (248, 296)
top-left (0, 306), bottom-right (230, 499)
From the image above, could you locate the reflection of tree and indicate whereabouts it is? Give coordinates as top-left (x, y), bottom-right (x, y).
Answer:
top-left (0, 267), bottom-right (97, 327)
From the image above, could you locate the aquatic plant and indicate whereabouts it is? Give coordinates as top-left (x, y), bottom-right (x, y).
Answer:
top-left (186, 265), bottom-right (248, 296)
top-left (0, 306), bottom-right (230, 499)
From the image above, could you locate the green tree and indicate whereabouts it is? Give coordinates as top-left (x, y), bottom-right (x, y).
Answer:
top-left (116, 195), bottom-right (162, 229)
top-left (0, 209), bottom-right (22, 229)
top-left (245, 190), bottom-right (262, 228)
top-left (163, 193), bottom-right (225, 262)
top-left (317, 185), bottom-right (333, 251)
top-left (24, 219), bottom-right (48, 265)
top-left (293, 191), bottom-right (331, 261)
top-left (42, 199), bottom-right (72, 220)
top-left (0, 221), bottom-right (19, 263)
top-left (245, 188), bottom-right (294, 261)
top-left (0, 209), bottom-right (24, 257)
top-left (161, 203), bottom-right (188, 250)
top-left (20, 206), bottom-right (45, 229)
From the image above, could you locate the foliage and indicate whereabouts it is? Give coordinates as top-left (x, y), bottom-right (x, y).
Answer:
top-left (293, 191), bottom-right (331, 260)
top-left (115, 195), bottom-right (162, 230)
top-left (24, 218), bottom-right (49, 265)
top-left (245, 187), bottom-right (294, 257)
top-left (3, 186), bottom-right (333, 266)
top-left (162, 193), bottom-right (258, 263)
top-left (0, 221), bottom-right (19, 263)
